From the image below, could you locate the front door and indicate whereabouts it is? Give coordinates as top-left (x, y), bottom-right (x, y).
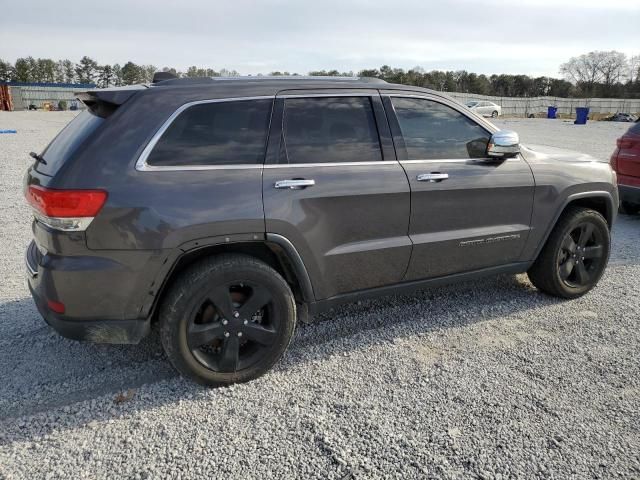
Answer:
top-left (262, 91), bottom-right (412, 300)
top-left (383, 94), bottom-right (535, 281)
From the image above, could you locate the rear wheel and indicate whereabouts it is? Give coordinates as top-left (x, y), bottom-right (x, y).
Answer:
top-left (528, 207), bottom-right (610, 298)
top-left (159, 254), bottom-right (296, 386)
top-left (491, 110), bottom-right (499, 118)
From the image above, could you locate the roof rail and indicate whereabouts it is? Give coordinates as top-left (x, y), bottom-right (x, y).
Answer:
top-left (150, 74), bottom-right (388, 87)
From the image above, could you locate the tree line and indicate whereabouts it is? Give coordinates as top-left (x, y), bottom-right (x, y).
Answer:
top-left (1, 50), bottom-right (638, 98)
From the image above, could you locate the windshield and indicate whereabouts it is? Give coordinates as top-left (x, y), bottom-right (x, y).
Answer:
top-left (37, 111), bottom-right (104, 176)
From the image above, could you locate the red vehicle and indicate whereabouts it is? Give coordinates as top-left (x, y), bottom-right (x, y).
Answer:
top-left (611, 122), bottom-right (640, 214)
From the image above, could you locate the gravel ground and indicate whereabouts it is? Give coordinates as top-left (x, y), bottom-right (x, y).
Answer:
top-left (0, 113), bottom-right (638, 479)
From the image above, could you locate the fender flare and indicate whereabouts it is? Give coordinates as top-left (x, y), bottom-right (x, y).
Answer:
top-left (141, 232), bottom-right (316, 319)
top-left (265, 233), bottom-right (315, 303)
top-left (532, 190), bottom-right (616, 261)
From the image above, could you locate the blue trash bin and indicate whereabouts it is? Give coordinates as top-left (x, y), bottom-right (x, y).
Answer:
top-left (575, 107), bottom-right (590, 125)
top-left (547, 106), bottom-right (557, 119)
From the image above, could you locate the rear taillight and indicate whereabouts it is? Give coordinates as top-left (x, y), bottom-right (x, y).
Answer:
top-left (617, 137), bottom-right (635, 149)
top-left (25, 185), bottom-right (107, 231)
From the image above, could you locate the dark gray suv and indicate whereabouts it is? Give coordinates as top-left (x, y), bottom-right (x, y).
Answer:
top-left (25, 75), bottom-right (618, 385)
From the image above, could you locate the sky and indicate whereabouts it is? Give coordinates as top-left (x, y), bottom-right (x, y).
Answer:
top-left (1, 0), bottom-right (638, 78)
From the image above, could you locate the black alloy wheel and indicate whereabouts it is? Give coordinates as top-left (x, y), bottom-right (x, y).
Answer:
top-left (160, 254), bottom-right (296, 386)
top-left (557, 222), bottom-right (606, 288)
top-left (187, 282), bottom-right (278, 373)
top-left (528, 207), bottom-right (610, 299)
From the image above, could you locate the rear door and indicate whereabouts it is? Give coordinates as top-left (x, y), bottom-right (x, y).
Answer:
top-left (383, 93), bottom-right (535, 281)
top-left (262, 90), bottom-right (411, 300)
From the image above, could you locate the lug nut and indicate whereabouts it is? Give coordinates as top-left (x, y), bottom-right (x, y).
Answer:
top-left (233, 311), bottom-right (240, 318)
top-left (224, 332), bottom-right (229, 337)
top-left (243, 320), bottom-right (248, 325)
top-left (222, 319), bottom-right (228, 325)
top-left (237, 332), bottom-right (243, 337)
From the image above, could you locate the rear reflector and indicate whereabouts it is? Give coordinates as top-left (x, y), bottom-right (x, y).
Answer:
top-left (25, 185), bottom-right (107, 231)
top-left (47, 299), bottom-right (66, 314)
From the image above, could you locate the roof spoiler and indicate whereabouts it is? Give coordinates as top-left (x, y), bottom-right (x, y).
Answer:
top-left (76, 85), bottom-right (146, 118)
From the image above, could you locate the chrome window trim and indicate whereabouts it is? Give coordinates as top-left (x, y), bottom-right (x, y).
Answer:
top-left (399, 158), bottom-right (519, 164)
top-left (135, 95), bottom-right (275, 172)
top-left (277, 92), bottom-right (376, 99)
top-left (264, 161), bottom-right (399, 168)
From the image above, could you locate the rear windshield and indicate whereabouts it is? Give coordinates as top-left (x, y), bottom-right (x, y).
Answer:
top-left (38, 111), bottom-right (103, 176)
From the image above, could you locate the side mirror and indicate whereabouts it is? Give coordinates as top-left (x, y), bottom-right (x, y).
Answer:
top-left (487, 130), bottom-right (520, 158)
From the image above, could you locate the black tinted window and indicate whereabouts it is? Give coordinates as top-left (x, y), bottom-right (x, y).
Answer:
top-left (629, 122), bottom-right (640, 135)
top-left (392, 97), bottom-right (490, 159)
top-left (147, 99), bottom-right (272, 166)
top-left (40, 111), bottom-right (103, 175)
top-left (282, 97), bottom-right (382, 164)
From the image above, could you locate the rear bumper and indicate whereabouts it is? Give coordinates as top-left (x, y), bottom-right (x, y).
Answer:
top-left (26, 240), bottom-right (151, 344)
top-left (618, 184), bottom-right (640, 204)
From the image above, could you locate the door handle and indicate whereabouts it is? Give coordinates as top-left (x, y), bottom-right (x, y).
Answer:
top-left (417, 173), bottom-right (449, 182)
top-left (274, 179), bottom-right (316, 189)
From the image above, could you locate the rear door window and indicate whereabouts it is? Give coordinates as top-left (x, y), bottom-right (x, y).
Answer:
top-left (38, 110), bottom-right (104, 176)
top-left (146, 99), bottom-right (272, 167)
top-left (281, 96), bottom-right (382, 164)
top-left (391, 97), bottom-right (491, 159)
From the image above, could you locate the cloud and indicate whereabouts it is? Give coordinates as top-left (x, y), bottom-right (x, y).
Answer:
top-left (1, 0), bottom-right (638, 77)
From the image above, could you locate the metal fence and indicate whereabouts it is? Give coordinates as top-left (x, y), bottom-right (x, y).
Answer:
top-left (445, 92), bottom-right (640, 118)
top-left (4, 83), bottom-right (640, 117)
top-left (5, 83), bottom-right (94, 110)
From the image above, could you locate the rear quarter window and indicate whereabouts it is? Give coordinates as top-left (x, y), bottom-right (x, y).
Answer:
top-left (39, 111), bottom-right (104, 176)
top-left (146, 99), bottom-right (273, 167)
top-left (629, 122), bottom-right (640, 135)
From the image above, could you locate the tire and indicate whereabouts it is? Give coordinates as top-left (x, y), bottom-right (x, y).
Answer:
top-left (491, 110), bottom-right (499, 118)
top-left (159, 254), bottom-right (296, 386)
top-left (527, 207), bottom-right (610, 299)
top-left (619, 201), bottom-right (639, 215)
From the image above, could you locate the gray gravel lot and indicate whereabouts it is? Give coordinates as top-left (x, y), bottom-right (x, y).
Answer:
top-left (0, 113), bottom-right (638, 479)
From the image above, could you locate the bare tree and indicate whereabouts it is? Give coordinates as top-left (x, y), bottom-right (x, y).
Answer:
top-left (560, 50), bottom-right (629, 94)
top-left (597, 51), bottom-right (627, 87)
top-left (560, 51), bottom-right (605, 89)
top-left (629, 55), bottom-right (640, 83)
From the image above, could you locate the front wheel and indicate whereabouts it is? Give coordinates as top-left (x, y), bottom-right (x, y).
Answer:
top-left (528, 207), bottom-right (610, 299)
top-left (159, 254), bottom-right (296, 386)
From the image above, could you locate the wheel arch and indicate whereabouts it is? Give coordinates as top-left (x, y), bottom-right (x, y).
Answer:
top-left (146, 235), bottom-right (315, 323)
top-left (563, 191), bottom-right (615, 227)
top-left (532, 190), bottom-right (615, 262)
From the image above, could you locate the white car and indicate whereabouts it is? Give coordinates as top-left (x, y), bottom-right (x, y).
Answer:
top-left (466, 101), bottom-right (501, 118)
